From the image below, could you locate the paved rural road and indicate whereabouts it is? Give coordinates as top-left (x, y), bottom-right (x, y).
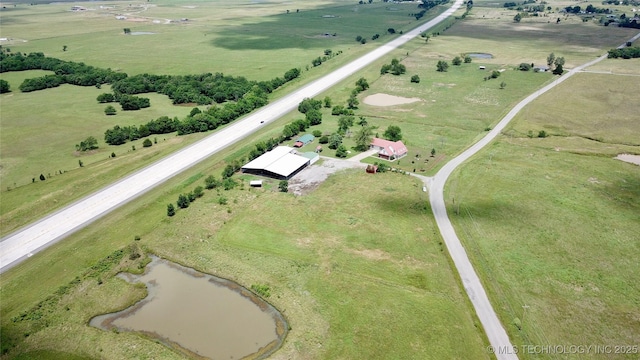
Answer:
top-left (0, 0), bottom-right (462, 270)
top-left (428, 32), bottom-right (640, 360)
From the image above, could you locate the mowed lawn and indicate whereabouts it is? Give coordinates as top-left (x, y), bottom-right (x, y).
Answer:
top-left (0, 169), bottom-right (491, 360)
top-left (447, 70), bottom-right (640, 358)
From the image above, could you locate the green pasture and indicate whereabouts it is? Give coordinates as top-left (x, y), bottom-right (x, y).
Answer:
top-left (447, 71), bottom-right (640, 358)
top-left (0, 0), bottom-right (449, 233)
top-left (2, 0), bottom-right (640, 359)
top-left (0, 163), bottom-right (491, 359)
top-left (438, 0), bottom-right (638, 68)
top-left (0, 0), bottom-right (433, 79)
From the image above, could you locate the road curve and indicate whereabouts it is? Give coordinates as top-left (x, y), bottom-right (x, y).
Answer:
top-left (0, 0), bottom-right (464, 272)
top-left (428, 32), bottom-right (640, 360)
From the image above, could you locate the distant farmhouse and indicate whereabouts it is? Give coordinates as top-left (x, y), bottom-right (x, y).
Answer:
top-left (241, 146), bottom-right (318, 180)
top-left (370, 138), bottom-right (408, 160)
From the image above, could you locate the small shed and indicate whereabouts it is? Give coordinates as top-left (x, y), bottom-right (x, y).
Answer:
top-left (301, 152), bottom-right (320, 165)
top-left (315, 145), bottom-right (322, 153)
top-left (250, 180), bottom-right (263, 187)
top-left (294, 134), bottom-right (315, 148)
top-left (478, 66), bottom-right (486, 70)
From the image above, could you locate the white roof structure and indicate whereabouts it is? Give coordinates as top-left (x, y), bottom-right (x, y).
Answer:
top-left (242, 146), bottom-right (310, 179)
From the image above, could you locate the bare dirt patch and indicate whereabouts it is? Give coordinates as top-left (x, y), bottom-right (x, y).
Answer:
top-left (288, 158), bottom-right (367, 196)
top-left (363, 93), bottom-right (421, 107)
top-left (615, 154), bottom-right (640, 166)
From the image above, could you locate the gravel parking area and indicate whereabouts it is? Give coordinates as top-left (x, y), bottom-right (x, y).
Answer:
top-left (288, 157), bottom-right (368, 195)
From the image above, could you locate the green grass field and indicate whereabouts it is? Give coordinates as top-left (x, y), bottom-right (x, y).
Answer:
top-left (1, 0), bottom-right (639, 359)
top-left (0, 166), bottom-right (491, 359)
top-left (447, 71), bottom-right (640, 358)
top-left (0, 0), bottom-right (450, 234)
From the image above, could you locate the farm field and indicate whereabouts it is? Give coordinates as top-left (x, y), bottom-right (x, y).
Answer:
top-left (0, 166), bottom-right (491, 359)
top-left (447, 70), bottom-right (640, 358)
top-left (1, 0), bottom-right (640, 359)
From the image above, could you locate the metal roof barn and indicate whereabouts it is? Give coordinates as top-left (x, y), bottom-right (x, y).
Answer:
top-left (242, 146), bottom-right (310, 179)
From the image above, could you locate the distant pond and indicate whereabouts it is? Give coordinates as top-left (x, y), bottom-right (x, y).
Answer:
top-left (90, 256), bottom-right (287, 359)
top-left (467, 53), bottom-right (493, 59)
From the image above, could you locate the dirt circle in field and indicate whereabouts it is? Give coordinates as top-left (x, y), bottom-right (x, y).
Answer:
top-left (615, 154), bottom-right (640, 166)
top-left (363, 93), bottom-right (421, 106)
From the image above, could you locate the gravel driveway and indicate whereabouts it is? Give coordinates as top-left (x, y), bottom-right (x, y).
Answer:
top-left (288, 157), bottom-right (368, 195)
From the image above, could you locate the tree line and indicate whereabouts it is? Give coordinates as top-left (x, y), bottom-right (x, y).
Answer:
top-left (0, 51), bottom-right (126, 92)
top-left (104, 85), bottom-right (270, 145)
top-left (608, 46), bottom-right (640, 58)
top-left (1, 50), bottom-right (300, 109)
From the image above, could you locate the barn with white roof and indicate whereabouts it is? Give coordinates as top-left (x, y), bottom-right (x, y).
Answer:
top-left (241, 146), bottom-right (311, 180)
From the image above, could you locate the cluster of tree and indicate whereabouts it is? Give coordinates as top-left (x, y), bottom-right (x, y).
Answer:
top-left (104, 116), bottom-right (179, 145)
top-left (451, 55), bottom-right (470, 66)
top-left (565, 5), bottom-right (612, 14)
top-left (608, 46), bottom-right (640, 58)
top-left (76, 136), bottom-right (98, 151)
top-left (519, 62), bottom-right (534, 71)
top-left (291, 97), bottom-right (323, 137)
top-left (381, 58), bottom-right (407, 75)
top-left (1, 51), bottom-right (300, 115)
top-left (0, 52), bottom-right (126, 92)
top-left (355, 35), bottom-right (367, 44)
top-left (248, 137), bottom-right (282, 161)
top-left (602, 0), bottom-right (640, 5)
top-left (483, 70), bottom-right (501, 81)
top-left (311, 49), bottom-right (340, 66)
top-left (103, 87), bottom-right (269, 145)
top-left (109, 69), bottom-right (296, 105)
top-left (410, 10), bottom-right (428, 20)
top-left (616, 15), bottom-right (640, 28)
top-left (504, 0), bottom-right (536, 6)
top-left (546, 53), bottom-right (565, 75)
top-left (418, 0), bottom-right (450, 10)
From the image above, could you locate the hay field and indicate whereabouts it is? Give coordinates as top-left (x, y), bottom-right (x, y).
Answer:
top-left (447, 69), bottom-right (640, 358)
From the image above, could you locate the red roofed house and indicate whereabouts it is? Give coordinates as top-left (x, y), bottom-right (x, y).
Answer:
top-left (370, 138), bottom-right (408, 160)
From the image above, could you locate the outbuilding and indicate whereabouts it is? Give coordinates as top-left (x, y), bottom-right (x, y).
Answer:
top-left (294, 134), bottom-right (315, 148)
top-left (241, 146), bottom-right (310, 180)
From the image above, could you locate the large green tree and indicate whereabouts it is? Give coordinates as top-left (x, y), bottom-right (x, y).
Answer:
top-left (328, 133), bottom-right (343, 149)
top-left (0, 79), bottom-right (10, 93)
top-left (383, 125), bottom-right (402, 141)
top-left (354, 126), bottom-right (374, 151)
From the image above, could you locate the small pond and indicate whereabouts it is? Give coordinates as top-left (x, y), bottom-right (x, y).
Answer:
top-left (467, 53), bottom-right (493, 59)
top-left (90, 256), bottom-right (287, 359)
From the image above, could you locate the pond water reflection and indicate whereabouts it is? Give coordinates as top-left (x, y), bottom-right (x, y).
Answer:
top-left (90, 256), bottom-right (287, 359)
